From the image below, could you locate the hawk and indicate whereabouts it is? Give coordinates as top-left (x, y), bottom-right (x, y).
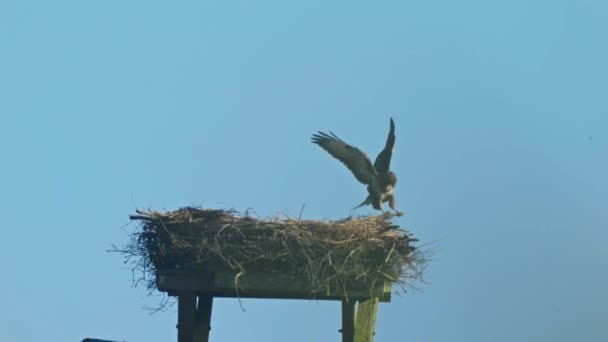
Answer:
top-left (311, 118), bottom-right (403, 216)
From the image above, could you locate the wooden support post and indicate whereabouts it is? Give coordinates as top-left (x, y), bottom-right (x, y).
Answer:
top-left (178, 292), bottom-right (196, 342)
top-left (194, 294), bottom-right (214, 342)
top-left (354, 298), bottom-right (379, 342)
top-left (341, 299), bottom-right (356, 342)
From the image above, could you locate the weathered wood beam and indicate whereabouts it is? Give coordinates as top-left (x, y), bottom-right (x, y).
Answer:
top-left (194, 294), bottom-right (213, 342)
top-left (178, 293), bottom-right (196, 342)
top-left (341, 299), bottom-right (356, 342)
top-left (354, 298), bottom-right (379, 342)
top-left (158, 270), bottom-right (391, 302)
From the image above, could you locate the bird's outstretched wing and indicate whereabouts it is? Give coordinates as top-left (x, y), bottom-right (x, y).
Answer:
top-left (374, 118), bottom-right (395, 173)
top-left (311, 131), bottom-right (377, 185)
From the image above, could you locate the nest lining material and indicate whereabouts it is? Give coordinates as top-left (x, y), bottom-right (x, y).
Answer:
top-left (121, 207), bottom-right (425, 295)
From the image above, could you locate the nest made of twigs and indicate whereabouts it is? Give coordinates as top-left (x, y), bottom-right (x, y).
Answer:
top-left (117, 207), bottom-right (426, 295)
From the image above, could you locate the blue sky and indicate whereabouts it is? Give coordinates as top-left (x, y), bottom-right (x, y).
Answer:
top-left (1, 0), bottom-right (607, 341)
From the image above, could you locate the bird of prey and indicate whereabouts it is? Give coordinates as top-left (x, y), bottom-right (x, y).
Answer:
top-left (311, 118), bottom-right (403, 216)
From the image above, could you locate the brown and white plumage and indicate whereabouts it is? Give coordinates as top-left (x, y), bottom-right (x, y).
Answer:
top-left (310, 131), bottom-right (377, 185)
top-left (311, 118), bottom-right (403, 216)
top-left (374, 118), bottom-right (395, 174)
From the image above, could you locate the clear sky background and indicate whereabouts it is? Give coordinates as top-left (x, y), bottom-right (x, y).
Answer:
top-left (1, 1), bottom-right (607, 341)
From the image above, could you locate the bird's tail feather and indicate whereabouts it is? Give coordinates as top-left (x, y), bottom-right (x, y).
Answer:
top-left (353, 197), bottom-right (371, 210)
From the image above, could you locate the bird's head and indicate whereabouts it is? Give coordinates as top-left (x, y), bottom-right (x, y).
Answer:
top-left (387, 171), bottom-right (397, 186)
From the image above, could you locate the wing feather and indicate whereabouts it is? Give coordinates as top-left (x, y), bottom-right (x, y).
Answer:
top-left (311, 131), bottom-right (377, 185)
top-left (374, 118), bottom-right (395, 173)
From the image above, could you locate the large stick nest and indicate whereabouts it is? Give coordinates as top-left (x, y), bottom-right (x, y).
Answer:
top-left (119, 207), bottom-right (426, 295)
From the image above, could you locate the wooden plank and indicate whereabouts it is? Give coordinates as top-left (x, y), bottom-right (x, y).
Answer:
top-left (194, 294), bottom-right (213, 342)
top-left (157, 270), bottom-right (214, 292)
top-left (341, 299), bottom-right (356, 342)
top-left (354, 298), bottom-right (379, 342)
top-left (157, 270), bottom-right (391, 302)
top-left (178, 293), bottom-right (196, 342)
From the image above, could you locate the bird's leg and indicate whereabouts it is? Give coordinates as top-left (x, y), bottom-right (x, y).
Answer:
top-left (379, 205), bottom-right (397, 218)
top-left (388, 195), bottom-right (404, 217)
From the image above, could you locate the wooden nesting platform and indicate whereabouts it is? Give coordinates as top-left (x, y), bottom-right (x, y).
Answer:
top-left (157, 269), bottom-right (389, 342)
top-left (157, 269), bottom-right (391, 302)
top-left (157, 270), bottom-right (390, 342)
top-left (123, 207), bottom-right (422, 342)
